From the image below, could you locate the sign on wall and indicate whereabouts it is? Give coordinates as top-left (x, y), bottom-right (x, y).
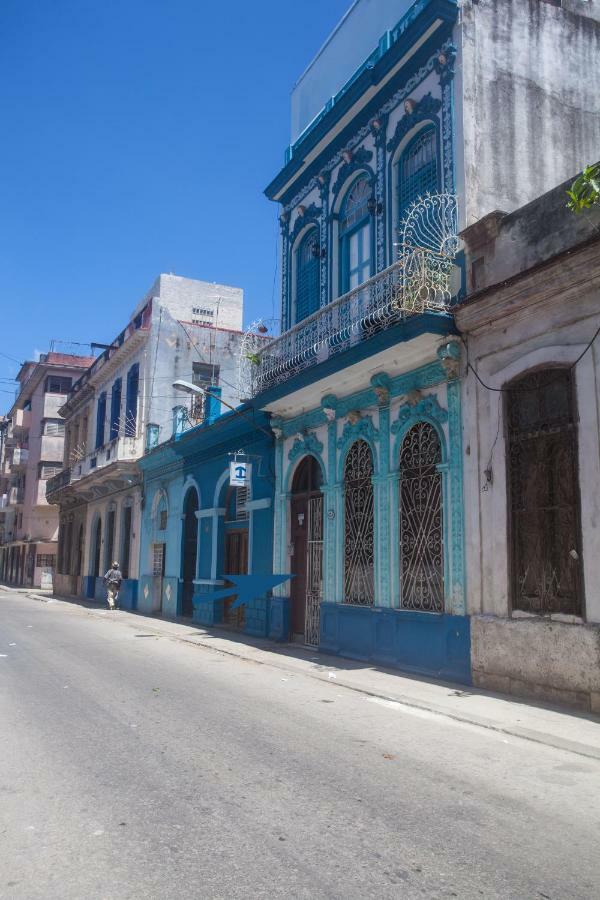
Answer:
top-left (229, 460), bottom-right (251, 487)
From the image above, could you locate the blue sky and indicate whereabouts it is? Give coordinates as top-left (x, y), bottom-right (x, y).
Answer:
top-left (0, 0), bottom-right (351, 391)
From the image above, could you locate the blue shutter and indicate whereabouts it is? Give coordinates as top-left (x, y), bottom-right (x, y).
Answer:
top-left (398, 126), bottom-right (438, 218)
top-left (125, 364), bottom-right (139, 437)
top-left (295, 229), bottom-right (320, 323)
top-left (206, 386), bottom-right (222, 423)
top-left (95, 393), bottom-right (106, 449)
top-left (109, 378), bottom-right (122, 441)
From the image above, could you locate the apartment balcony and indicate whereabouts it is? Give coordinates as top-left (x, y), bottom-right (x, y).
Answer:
top-left (46, 435), bottom-right (142, 504)
top-left (40, 434), bottom-right (64, 462)
top-left (12, 408), bottom-right (32, 435)
top-left (0, 494), bottom-right (8, 509)
top-left (2, 458), bottom-right (12, 476)
top-left (35, 479), bottom-right (50, 507)
top-left (11, 447), bottom-right (29, 469)
top-left (43, 392), bottom-right (68, 418)
top-left (248, 252), bottom-right (455, 397)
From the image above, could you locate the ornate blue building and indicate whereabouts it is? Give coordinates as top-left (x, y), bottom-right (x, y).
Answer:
top-left (242, 0), bottom-right (471, 681)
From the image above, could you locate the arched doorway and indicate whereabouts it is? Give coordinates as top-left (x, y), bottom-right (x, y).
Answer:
top-left (181, 488), bottom-right (199, 617)
top-left (290, 456), bottom-right (324, 645)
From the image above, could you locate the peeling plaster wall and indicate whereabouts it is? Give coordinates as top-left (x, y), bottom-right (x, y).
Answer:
top-left (459, 0), bottom-right (600, 225)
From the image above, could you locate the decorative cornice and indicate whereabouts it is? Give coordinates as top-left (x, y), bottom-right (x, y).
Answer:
top-left (437, 341), bottom-right (461, 381)
top-left (434, 44), bottom-right (457, 87)
top-left (332, 146), bottom-right (374, 196)
top-left (391, 394), bottom-right (448, 433)
top-left (337, 415), bottom-right (380, 448)
top-left (288, 432), bottom-right (324, 462)
top-left (386, 92), bottom-right (442, 156)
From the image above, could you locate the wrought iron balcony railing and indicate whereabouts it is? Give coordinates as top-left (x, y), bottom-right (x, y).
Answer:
top-left (248, 248), bottom-right (454, 396)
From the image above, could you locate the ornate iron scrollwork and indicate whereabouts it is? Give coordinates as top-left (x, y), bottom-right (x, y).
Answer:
top-left (399, 422), bottom-right (444, 612)
top-left (344, 440), bottom-right (375, 606)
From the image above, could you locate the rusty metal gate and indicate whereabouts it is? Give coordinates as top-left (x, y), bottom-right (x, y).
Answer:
top-left (305, 495), bottom-right (323, 646)
top-left (507, 368), bottom-right (582, 616)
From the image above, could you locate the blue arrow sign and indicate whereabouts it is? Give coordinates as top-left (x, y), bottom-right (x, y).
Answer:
top-left (208, 573), bottom-right (293, 610)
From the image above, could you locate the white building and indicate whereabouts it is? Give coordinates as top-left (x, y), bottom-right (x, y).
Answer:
top-left (47, 274), bottom-right (245, 607)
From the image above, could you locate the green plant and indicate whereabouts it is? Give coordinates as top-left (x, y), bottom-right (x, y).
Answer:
top-left (567, 163), bottom-right (600, 213)
top-left (245, 352), bottom-right (261, 365)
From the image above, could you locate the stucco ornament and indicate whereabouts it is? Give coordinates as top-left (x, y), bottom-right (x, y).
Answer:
top-left (337, 415), bottom-right (380, 448)
top-left (288, 432), bottom-right (324, 462)
top-left (332, 146), bottom-right (374, 195)
top-left (391, 395), bottom-right (448, 433)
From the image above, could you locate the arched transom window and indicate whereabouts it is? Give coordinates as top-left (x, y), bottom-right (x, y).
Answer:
top-left (399, 126), bottom-right (438, 218)
top-left (339, 176), bottom-right (372, 293)
top-left (399, 422), bottom-right (443, 612)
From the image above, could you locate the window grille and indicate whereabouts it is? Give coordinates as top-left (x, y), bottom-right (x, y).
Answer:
top-left (399, 127), bottom-right (438, 216)
top-left (295, 228), bottom-right (320, 323)
top-left (191, 363), bottom-right (219, 422)
top-left (399, 422), bottom-right (444, 612)
top-left (507, 368), bottom-right (581, 616)
top-left (225, 486), bottom-right (249, 522)
top-left (45, 376), bottom-right (72, 394)
top-left (40, 464), bottom-right (62, 479)
top-left (36, 554), bottom-right (56, 568)
top-left (152, 543), bottom-right (165, 576)
top-left (343, 440), bottom-right (374, 606)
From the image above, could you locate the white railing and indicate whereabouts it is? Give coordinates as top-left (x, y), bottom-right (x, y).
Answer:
top-left (46, 435), bottom-right (141, 497)
top-left (250, 249), bottom-right (453, 395)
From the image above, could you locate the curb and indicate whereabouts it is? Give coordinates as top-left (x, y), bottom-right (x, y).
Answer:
top-left (7, 586), bottom-right (600, 761)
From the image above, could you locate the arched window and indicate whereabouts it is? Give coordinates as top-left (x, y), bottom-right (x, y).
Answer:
top-left (295, 228), bottom-right (320, 323)
top-left (398, 126), bottom-right (438, 219)
top-left (399, 422), bottom-right (443, 612)
top-left (344, 440), bottom-right (374, 606)
top-left (506, 368), bottom-right (582, 616)
top-left (339, 176), bottom-right (372, 293)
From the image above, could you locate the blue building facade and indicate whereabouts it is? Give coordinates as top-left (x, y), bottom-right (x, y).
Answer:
top-left (246, 0), bottom-right (471, 682)
top-left (137, 406), bottom-right (280, 639)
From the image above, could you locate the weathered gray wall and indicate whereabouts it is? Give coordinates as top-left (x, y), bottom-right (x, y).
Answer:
top-left (459, 0), bottom-right (600, 225)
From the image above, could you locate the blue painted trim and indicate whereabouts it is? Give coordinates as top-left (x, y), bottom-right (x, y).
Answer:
top-left (268, 596), bottom-right (290, 642)
top-left (266, 2), bottom-right (457, 203)
top-left (319, 602), bottom-right (471, 684)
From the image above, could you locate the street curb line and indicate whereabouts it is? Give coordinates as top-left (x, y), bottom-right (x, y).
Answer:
top-left (15, 589), bottom-right (600, 762)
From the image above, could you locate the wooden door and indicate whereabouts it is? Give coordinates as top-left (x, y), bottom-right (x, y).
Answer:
top-left (224, 530), bottom-right (248, 627)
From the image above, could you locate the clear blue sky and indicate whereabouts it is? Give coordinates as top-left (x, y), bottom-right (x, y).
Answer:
top-left (0, 0), bottom-right (351, 392)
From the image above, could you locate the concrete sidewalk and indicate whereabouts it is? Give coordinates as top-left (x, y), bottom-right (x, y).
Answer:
top-left (5, 584), bottom-right (600, 760)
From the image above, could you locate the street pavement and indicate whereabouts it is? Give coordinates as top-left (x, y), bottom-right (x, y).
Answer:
top-left (1, 591), bottom-right (600, 900)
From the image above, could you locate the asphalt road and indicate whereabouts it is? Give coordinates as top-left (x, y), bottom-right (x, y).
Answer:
top-left (1, 592), bottom-right (599, 900)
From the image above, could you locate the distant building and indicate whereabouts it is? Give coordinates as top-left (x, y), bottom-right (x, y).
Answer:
top-left (456, 171), bottom-right (600, 712)
top-left (46, 274), bottom-right (245, 607)
top-left (0, 353), bottom-right (95, 589)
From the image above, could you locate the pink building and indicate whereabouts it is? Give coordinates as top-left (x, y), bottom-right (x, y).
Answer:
top-left (0, 352), bottom-right (94, 589)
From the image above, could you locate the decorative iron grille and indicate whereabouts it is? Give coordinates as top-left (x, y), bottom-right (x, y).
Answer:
top-left (305, 494), bottom-right (323, 646)
top-left (507, 369), bottom-right (581, 616)
top-left (344, 440), bottom-right (375, 606)
top-left (400, 422), bottom-right (443, 612)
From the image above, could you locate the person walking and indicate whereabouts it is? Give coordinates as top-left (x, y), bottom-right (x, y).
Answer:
top-left (103, 561), bottom-right (123, 610)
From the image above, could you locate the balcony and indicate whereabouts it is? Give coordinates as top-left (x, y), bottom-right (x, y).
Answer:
top-left (40, 434), bottom-right (64, 461)
top-left (248, 251), bottom-right (454, 396)
top-left (12, 447), bottom-right (29, 469)
top-left (46, 435), bottom-right (141, 503)
top-left (43, 393), bottom-right (67, 418)
top-left (2, 458), bottom-right (11, 476)
top-left (0, 494), bottom-right (8, 509)
top-left (35, 479), bottom-right (49, 507)
top-left (12, 408), bottom-right (31, 434)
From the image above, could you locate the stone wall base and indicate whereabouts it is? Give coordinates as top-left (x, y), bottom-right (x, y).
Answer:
top-left (471, 614), bottom-right (600, 712)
